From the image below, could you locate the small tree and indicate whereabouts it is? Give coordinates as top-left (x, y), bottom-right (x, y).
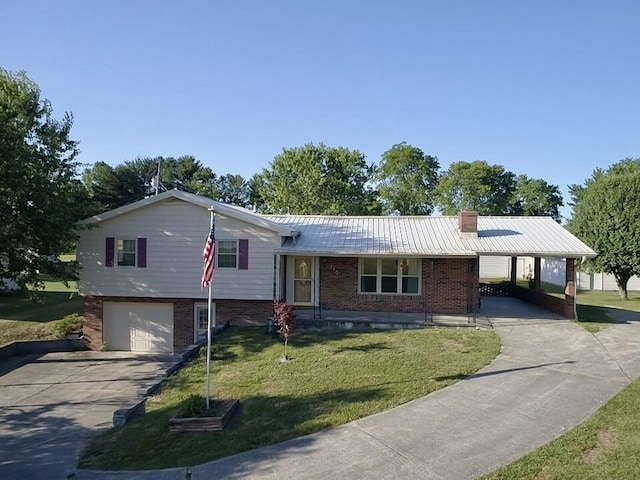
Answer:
top-left (272, 300), bottom-right (295, 360)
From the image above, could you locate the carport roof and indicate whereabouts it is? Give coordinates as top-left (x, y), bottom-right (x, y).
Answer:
top-left (267, 215), bottom-right (597, 258)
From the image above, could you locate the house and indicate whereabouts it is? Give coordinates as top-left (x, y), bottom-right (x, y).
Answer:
top-left (77, 190), bottom-right (596, 354)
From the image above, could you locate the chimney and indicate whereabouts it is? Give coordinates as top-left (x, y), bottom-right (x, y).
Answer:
top-left (458, 211), bottom-right (478, 238)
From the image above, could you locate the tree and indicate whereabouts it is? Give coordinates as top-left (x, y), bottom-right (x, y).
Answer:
top-left (374, 142), bottom-right (440, 215)
top-left (512, 175), bottom-right (563, 221)
top-left (83, 155), bottom-right (220, 213)
top-left (272, 300), bottom-right (295, 361)
top-left (0, 68), bottom-right (87, 289)
top-left (217, 174), bottom-right (250, 207)
top-left (569, 159), bottom-right (640, 300)
top-left (256, 143), bottom-right (381, 215)
top-left (434, 161), bottom-right (517, 215)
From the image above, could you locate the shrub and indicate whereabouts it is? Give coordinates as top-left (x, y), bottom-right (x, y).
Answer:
top-left (54, 313), bottom-right (82, 339)
top-left (272, 300), bottom-right (295, 360)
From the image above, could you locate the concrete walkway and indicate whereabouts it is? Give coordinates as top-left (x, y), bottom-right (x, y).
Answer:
top-left (75, 298), bottom-right (640, 480)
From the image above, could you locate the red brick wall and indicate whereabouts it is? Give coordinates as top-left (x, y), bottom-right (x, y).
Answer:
top-left (318, 257), bottom-right (478, 315)
top-left (216, 300), bottom-right (272, 326)
top-left (82, 296), bottom-right (272, 352)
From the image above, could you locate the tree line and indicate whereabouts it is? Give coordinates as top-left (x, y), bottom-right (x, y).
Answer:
top-left (3, 67), bottom-right (639, 298)
top-left (82, 142), bottom-right (564, 220)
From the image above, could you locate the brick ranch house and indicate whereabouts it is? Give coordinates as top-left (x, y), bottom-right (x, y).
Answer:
top-left (78, 190), bottom-right (596, 354)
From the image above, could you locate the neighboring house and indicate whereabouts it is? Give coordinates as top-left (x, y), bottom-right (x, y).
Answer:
top-left (77, 190), bottom-right (596, 354)
top-left (539, 258), bottom-right (640, 291)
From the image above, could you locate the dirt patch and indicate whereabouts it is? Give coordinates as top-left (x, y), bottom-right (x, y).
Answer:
top-left (582, 427), bottom-right (619, 464)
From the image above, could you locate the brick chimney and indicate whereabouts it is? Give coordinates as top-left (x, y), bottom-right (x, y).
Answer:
top-left (458, 211), bottom-right (478, 238)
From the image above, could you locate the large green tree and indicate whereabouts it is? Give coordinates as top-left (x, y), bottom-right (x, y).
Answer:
top-left (255, 143), bottom-right (381, 215)
top-left (0, 68), bottom-right (86, 290)
top-left (434, 160), bottom-right (517, 215)
top-left (569, 158), bottom-right (640, 299)
top-left (512, 175), bottom-right (564, 221)
top-left (83, 155), bottom-right (219, 213)
top-left (374, 142), bottom-right (440, 215)
top-left (217, 174), bottom-right (250, 207)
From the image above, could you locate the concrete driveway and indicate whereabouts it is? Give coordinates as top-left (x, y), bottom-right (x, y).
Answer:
top-left (74, 297), bottom-right (640, 480)
top-left (0, 351), bottom-right (172, 480)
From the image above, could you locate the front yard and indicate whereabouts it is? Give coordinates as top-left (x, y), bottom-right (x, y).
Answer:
top-left (79, 327), bottom-right (500, 470)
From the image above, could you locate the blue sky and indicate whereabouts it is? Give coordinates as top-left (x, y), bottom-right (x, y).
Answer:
top-left (3, 1), bottom-right (639, 219)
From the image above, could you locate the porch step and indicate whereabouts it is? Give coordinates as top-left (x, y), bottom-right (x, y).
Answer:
top-left (294, 316), bottom-right (485, 331)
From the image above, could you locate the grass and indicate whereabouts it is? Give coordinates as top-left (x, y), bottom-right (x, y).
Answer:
top-left (483, 379), bottom-right (640, 480)
top-left (0, 260), bottom-right (81, 345)
top-left (79, 326), bottom-right (500, 470)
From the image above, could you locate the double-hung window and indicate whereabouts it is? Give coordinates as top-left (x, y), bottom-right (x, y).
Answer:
top-left (217, 240), bottom-right (238, 268)
top-left (117, 239), bottom-right (137, 266)
top-left (359, 258), bottom-right (420, 295)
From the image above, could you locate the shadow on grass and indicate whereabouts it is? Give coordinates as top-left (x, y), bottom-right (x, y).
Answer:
top-left (79, 385), bottom-right (387, 471)
top-left (0, 291), bottom-right (81, 322)
top-left (203, 327), bottom-right (401, 362)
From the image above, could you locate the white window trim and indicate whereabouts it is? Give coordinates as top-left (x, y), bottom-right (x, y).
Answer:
top-left (194, 302), bottom-right (216, 343)
top-left (217, 239), bottom-right (238, 269)
top-left (117, 238), bottom-right (137, 267)
top-left (358, 258), bottom-right (421, 296)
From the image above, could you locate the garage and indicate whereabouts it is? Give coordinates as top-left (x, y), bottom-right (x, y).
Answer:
top-left (103, 302), bottom-right (174, 353)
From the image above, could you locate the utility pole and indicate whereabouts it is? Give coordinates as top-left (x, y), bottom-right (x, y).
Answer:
top-left (155, 159), bottom-right (161, 195)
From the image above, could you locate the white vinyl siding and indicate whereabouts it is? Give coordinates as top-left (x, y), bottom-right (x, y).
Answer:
top-left (78, 199), bottom-right (281, 299)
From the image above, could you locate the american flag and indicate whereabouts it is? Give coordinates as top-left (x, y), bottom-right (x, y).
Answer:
top-left (201, 226), bottom-right (215, 289)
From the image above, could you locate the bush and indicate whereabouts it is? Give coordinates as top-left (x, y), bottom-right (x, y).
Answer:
top-left (54, 313), bottom-right (82, 339)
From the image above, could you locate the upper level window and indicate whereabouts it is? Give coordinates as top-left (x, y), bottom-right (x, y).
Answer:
top-left (117, 239), bottom-right (137, 266)
top-left (359, 258), bottom-right (420, 295)
top-left (217, 240), bottom-right (238, 268)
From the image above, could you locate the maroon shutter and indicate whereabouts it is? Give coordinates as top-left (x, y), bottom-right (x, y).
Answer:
top-left (105, 237), bottom-right (115, 267)
top-left (137, 238), bottom-right (147, 268)
top-left (239, 239), bottom-right (249, 270)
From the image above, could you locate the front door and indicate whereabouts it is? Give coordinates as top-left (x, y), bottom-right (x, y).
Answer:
top-left (289, 256), bottom-right (314, 305)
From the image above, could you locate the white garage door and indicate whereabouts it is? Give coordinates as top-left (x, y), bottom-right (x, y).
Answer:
top-left (103, 302), bottom-right (174, 353)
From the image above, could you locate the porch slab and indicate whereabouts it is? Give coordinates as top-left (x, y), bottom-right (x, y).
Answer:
top-left (294, 309), bottom-right (484, 329)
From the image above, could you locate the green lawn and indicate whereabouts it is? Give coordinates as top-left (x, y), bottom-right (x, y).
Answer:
top-left (483, 379), bottom-right (640, 480)
top-left (0, 279), bottom-right (81, 345)
top-left (79, 327), bottom-right (500, 470)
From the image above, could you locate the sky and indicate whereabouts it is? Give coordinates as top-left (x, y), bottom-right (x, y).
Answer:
top-left (2, 1), bottom-right (639, 219)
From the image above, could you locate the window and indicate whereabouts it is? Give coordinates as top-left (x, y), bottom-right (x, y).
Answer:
top-left (117, 239), bottom-right (136, 266)
top-left (217, 240), bottom-right (238, 268)
top-left (359, 258), bottom-right (420, 295)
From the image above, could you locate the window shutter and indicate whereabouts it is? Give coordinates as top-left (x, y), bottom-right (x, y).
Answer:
top-left (239, 239), bottom-right (249, 270)
top-left (138, 238), bottom-right (147, 268)
top-left (105, 237), bottom-right (115, 267)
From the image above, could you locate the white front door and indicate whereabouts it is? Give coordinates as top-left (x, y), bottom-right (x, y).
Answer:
top-left (288, 256), bottom-right (315, 305)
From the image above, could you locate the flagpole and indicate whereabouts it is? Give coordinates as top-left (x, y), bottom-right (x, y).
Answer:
top-left (206, 209), bottom-right (215, 410)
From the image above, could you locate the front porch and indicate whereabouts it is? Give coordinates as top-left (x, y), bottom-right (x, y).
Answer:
top-left (294, 307), bottom-right (487, 330)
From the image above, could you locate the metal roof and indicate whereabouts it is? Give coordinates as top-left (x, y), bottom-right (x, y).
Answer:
top-left (267, 215), bottom-right (597, 258)
top-left (80, 190), bottom-right (297, 236)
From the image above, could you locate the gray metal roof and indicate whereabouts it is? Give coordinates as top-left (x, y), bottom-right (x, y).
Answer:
top-left (80, 190), bottom-right (297, 237)
top-left (267, 215), bottom-right (597, 258)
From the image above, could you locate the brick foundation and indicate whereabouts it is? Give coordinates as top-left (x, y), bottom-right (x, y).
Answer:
top-left (82, 296), bottom-right (273, 353)
top-left (215, 299), bottom-right (272, 327)
top-left (318, 257), bottom-right (478, 315)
